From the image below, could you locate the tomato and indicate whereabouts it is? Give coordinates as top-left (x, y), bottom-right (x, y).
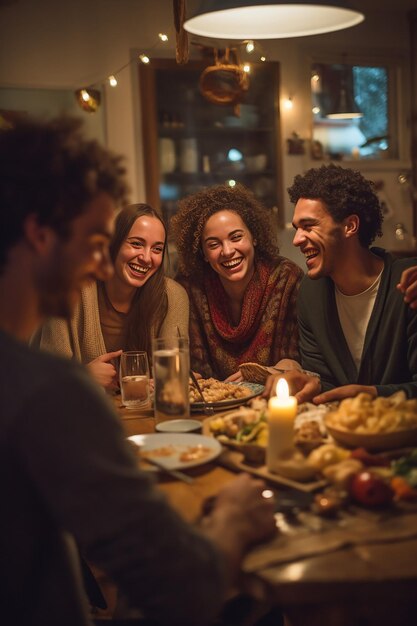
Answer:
top-left (349, 471), bottom-right (394, 507)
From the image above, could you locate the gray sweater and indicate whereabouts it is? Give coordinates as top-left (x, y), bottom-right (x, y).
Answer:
top-left (1, 329), bottom-right (224, 626)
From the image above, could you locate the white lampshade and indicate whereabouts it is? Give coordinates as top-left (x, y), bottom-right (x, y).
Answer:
top-left (184, 1), bottom-right (364, 40)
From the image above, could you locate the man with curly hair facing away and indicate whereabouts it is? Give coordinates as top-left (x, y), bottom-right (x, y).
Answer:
top-left (171, 183), bottom-right (303, 381)
top-left (265, 164), bottom-right (417, 403)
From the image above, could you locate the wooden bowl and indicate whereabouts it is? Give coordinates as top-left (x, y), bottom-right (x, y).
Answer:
top-left (324, 415), bottom-right (417, 452)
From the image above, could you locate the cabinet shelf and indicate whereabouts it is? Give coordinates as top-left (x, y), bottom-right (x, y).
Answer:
top-left (139, 58), bottom-right (283, 226)
top-left (159, 126), bottom-right (274, 136)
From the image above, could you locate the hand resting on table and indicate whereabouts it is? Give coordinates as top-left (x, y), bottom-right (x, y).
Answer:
top-left (199, 473), bottom-right (276, 584)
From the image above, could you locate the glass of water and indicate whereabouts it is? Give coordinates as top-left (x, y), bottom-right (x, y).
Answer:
top-left (119, 351), bottom-right (150, 409)
top-left (152, 337), bottom-right (190, 424)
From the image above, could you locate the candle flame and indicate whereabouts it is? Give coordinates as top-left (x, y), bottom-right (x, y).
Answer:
top-left (275, 378), bottom-right (289, 399)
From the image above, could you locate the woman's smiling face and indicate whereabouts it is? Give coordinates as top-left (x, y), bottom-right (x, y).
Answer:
top-left (114, 215), bottom-right (165, 290)
top-left (201, 210), bottom-right (256, 286)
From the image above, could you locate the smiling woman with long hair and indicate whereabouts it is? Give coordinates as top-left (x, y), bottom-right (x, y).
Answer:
top-left (33, 203), bottom-right (189, 388)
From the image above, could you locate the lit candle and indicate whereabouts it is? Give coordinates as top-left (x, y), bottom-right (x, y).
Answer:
top-left (266, 378), bottom-right (297, 473)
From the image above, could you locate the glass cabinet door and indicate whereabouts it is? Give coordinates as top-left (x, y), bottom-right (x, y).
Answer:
top-left (139, 58), bottom-right (282, 227)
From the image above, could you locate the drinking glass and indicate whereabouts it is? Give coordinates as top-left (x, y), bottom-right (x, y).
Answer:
top-left (152, 337), bottom-right (190, 424)
top-left (119, 351), bottom-right (150, 409)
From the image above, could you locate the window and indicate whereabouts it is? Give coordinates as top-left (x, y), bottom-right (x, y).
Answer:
top-left (311, 61), bottom-right (398, 161)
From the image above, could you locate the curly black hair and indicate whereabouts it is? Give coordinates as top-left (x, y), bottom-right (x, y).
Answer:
top-left (287, 164), bottom-right (383, 248)
top-left (0, 115), bottom-right (129, 272)
top-left (171, 183), bottom-right (280, 279)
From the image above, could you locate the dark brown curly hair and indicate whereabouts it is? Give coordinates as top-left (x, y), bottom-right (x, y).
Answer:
top-left (171, 183), bottom-right (280, 279)
top-left (287, 164), bottom-right (383, 248)
top-left (0, 115), bottom-right (129, 272)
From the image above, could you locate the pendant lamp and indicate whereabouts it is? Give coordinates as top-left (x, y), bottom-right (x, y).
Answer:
top-left (183, 1), bottom-right (365, 40)
top-left (326, 67), bottom-right (362, 119)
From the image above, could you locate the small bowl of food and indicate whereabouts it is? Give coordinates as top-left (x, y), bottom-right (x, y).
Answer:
top-left (204, 400), bottom-right (268, 464)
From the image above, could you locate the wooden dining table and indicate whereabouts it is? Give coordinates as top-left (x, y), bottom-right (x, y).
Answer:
top-left (112, 395), bottom-right (417, 626)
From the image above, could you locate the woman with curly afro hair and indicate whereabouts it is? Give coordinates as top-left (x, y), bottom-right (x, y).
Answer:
top-left (171, 183), bottom-right (303, 380)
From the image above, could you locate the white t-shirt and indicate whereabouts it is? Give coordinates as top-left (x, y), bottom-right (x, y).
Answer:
top-left (335, 270), bottom-right (383, 372)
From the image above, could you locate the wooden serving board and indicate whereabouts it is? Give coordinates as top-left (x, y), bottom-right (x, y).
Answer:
top-left (203, 415), bottom-right (327, 492)
top-left (218, 449), bottom-right (327, 492)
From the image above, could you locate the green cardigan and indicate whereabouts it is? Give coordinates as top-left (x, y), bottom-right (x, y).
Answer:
top-left (297, 248), bottom-right (417, 397)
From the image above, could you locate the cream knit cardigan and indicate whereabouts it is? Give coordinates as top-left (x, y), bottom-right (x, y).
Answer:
top-left (33, 278), bottom-right (189, 363)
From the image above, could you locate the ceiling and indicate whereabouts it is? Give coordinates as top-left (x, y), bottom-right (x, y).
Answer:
top-left (358, 0), bottom-right (415, 8)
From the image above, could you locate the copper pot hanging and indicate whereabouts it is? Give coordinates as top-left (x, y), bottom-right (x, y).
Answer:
top-left (199, 48), bottom-right (249, 109)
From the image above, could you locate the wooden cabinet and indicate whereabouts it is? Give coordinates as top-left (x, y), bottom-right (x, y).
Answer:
top-left (139, 58), bottom-right (282, 227)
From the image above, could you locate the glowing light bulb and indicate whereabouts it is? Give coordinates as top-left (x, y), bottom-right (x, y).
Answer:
top-left (159, 33), bottom-right (168, 42)
top-left (108, 75), bottom-right (118, 87)
top-left (245, 40), bottom-right (255, 53)
top-left (284, 98), bottom-right (293, 110)
top-left (139, 54), bottom-right (150, 64)
top-left (312, 106), bottom-right (320, 114)
top-left (81, 89), bottom-right (90, 102)
top-left (228, 179), bottom-right (236, 187)
top-left (243, 63), bottom-right (250, 73)
top-left (260, 56), bottom-right (266, 62)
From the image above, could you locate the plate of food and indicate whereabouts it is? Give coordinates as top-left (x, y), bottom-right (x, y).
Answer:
top-left (203, 398), bottom-right (268, 463)
top-left (128, 433), bottom-right (222, 470)
top-left (190, 379), bottom-right (264, 412)
top-left (324, 391), bottom-right (417, 451)
top-left (203, 398), bottom-right (331, 463)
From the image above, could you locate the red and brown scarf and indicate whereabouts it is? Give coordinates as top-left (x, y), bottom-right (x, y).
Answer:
top-left (181, 257), bottom-right (303, 379)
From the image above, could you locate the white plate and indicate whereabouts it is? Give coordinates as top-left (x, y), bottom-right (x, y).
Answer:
top-left (191, 382), bottom-right (264, 412)
top-left (155, 419), bottom-right (202, 433)
top-left (128, 433), bottom-right (222, 470)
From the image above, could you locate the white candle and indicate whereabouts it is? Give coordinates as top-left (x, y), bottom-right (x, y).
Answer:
top-left (266, 378), bottom-right (297, 473)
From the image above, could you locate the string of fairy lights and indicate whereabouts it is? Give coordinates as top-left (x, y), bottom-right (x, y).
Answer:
top-left (75, 34), bottom-right (269, 113)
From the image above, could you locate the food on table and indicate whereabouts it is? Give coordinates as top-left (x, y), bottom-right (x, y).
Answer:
top-left (294, 419), bottom-right (327, 454)
top-left (141, 444), bottom-right (211, 464)
top-left (161, 379), bottom-right (186, 406)
top-left (322, 458), bottom-right (364, 488)
top-left (178, 445), bottom-right (211, 462)
top-left (307, 443), bottom-right (350, 471)
top-left (141, 446), bottom-right (176, 458)
top-left (348, 470), bottom-right (394, 507)
top-left (189, 377), bottom-right (253, 403)
top-left (390, 476), bottom-right (417, 501)
top-left (325, 391), bottom-right (417, 434)
top-left (209, 400), bottom-right (268, 446)
top-left (390, 448), bottom-right (417, 500)
top-left (272, 448), bottom-right (317, 482)
top-left (208, 399), bottom-right (268, 463)
top-left (350, 447), bottom-right (391, 467)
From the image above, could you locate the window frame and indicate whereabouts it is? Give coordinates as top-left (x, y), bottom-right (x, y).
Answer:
top-left (307, 51), bottom-right (410, 169)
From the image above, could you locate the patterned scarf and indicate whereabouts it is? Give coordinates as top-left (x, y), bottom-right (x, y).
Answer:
top-left (182, 257), bottom-right (302, 380)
